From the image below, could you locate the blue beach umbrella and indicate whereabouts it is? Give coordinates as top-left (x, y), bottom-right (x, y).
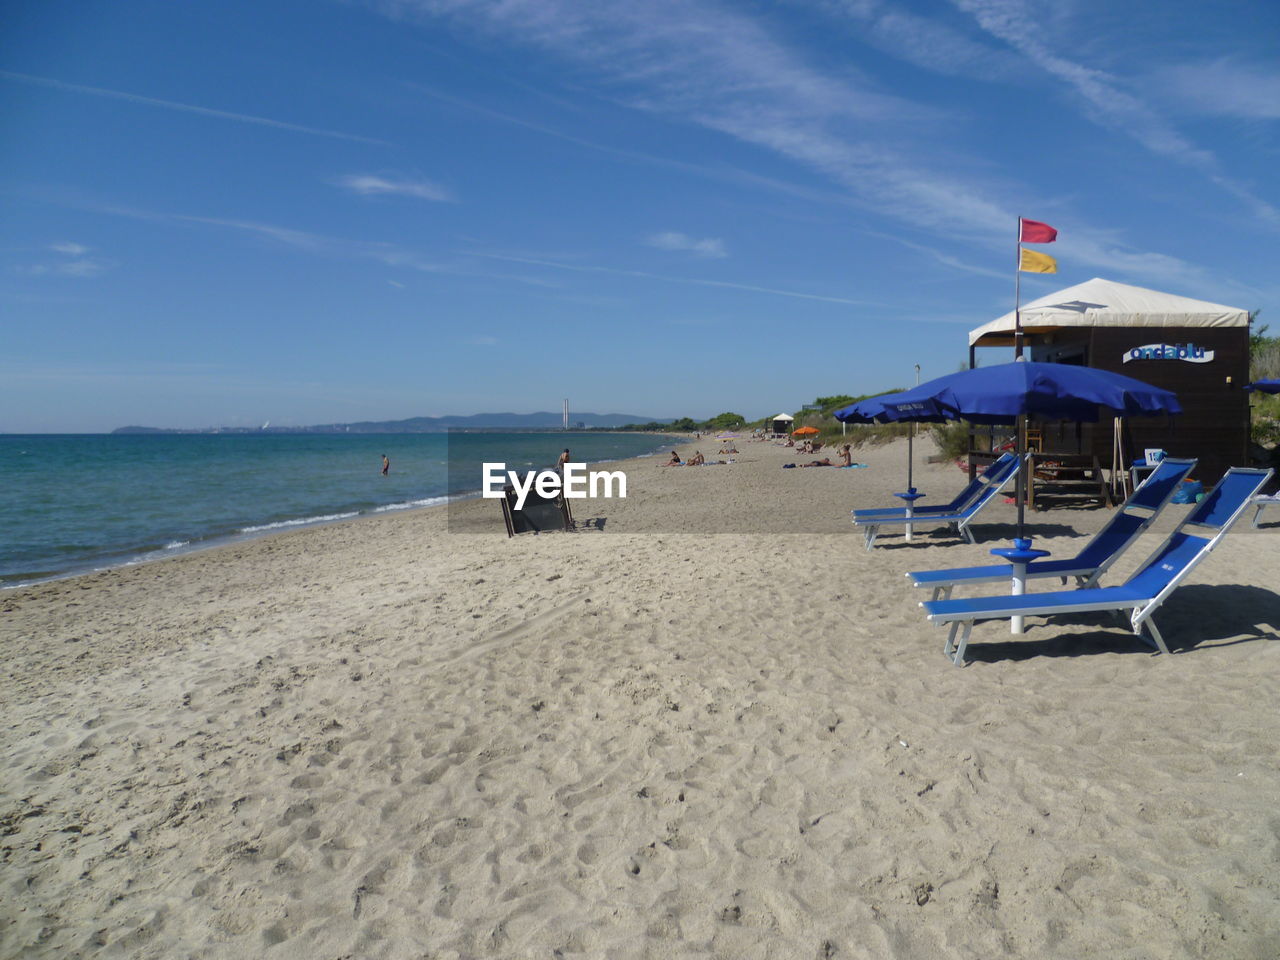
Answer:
top-left (871, 361), bottom-right (1181, 426)
top-left (835, 395), bottom-right (949, 493)
top-left (1244, 378), bottom-right (1280, 395)
top-left (839, 360), bottom-right (1181, 541)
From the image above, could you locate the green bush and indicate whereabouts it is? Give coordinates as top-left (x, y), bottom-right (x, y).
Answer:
top-left (930, 421), bottom-right (971, 461)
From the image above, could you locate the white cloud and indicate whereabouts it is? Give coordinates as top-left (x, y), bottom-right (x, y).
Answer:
top-left (17, 241), bottom-right (112, 277)
top-left (646, 232), bottom-right (727, 259)
top-left (337, 174), bottom-right (455, 202)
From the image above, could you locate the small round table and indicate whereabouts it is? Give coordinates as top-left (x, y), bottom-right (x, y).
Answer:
top-left (894, 490), bottom-right (926, 542)
top-left (990, 542), bottom-right (1050, 634)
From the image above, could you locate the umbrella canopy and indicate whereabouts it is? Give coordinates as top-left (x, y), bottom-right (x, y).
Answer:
top-left (834, 396), bottom-right (943, 493)
top-left (837, 360), bottom-right (1180, 542)
top-left (1245, 378), bottom-right (1280, 395)
top-left (835, 396), bottom-right (948, 424)
top-left (793, 426), bottom-right (820, 436)
top-left (866, 361), bottom-right (1181, 425)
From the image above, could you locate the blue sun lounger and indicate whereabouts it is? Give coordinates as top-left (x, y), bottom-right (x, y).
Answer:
top-left (852, 452), bottom-right (1017, 520)
top-left (907, 457), bottom-right (1198, 602)
top-left (852, 453), bottom-right (1021, 549)
top-left (921, 467), bottom-right (1274, 665)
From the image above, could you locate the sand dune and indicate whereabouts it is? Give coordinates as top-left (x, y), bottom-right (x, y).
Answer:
top-left (3, 437), bottom-right (1279, 958)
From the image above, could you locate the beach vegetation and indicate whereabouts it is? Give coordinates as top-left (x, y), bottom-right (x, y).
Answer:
top-left (1249, 319), bottom-right (1280, 451)
top-left (705, 412), bottom-right (746, 431)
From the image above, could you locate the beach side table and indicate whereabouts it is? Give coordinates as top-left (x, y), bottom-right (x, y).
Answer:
top-left (894, 489), bottom-right (926, 542)
top-left (990, 541), bottom-right (1050, 634)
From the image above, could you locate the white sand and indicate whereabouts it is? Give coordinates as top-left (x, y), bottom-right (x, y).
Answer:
top-left (3, 437), bottom-right (1279, 959)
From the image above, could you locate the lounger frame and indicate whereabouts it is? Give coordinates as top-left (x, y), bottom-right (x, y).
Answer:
top-left (908, 457), bottom-right (1197, 601)
top-left (921, 467), bottom-right (1274, 665)
top-left (853, 454), bottom-right (1023, 549)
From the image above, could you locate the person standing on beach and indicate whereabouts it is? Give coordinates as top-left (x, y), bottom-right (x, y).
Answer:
top-left (556, 448), bottom-right (571, 474)
top-left (381, 454), bottom-right (390, 476)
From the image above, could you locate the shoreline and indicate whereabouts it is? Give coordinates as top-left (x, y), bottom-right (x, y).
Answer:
top-left (1, 433), bottom-right (684, 591)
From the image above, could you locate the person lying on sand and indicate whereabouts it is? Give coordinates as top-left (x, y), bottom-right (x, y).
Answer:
top-left (799, 458), bottom-right (834, 467)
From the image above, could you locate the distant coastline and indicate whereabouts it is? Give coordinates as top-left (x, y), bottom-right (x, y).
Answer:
top-left (111, 411), bottom-right (671, 435)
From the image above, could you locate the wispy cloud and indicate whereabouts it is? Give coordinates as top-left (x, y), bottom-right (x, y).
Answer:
top-left (811, 0), bottom-right (1021, 80)
top-left (408, 82), bottom-right (845, 207)
top-left (17, 259), bottom-right (111, 278)
top-left (474, 251), bottom-right (879, 306)
top-left (69, 198), bottom-right (567, 288)
top-left (645, 232), bottom-right (727, 259)
top-left (336, 174), bottom-right (456, 202)
top-left (14, 241), bottom-right (112, 278)
top-left (1153, 59), bottom-right (1280, 121)
top-left (0, 70), bottom-right (389, 145)
top-left (948, 0), bottom-right (1278, 225)
top-left (379, 0), bottom-right (1015, 235)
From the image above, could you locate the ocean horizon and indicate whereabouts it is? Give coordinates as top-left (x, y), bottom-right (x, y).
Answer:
top-left (0, 431), bottom-right (677, 588)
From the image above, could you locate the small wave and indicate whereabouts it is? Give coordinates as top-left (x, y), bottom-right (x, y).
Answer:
top-left (240, 512), bottom-right (359, 534)
top-left (164, 540), bottom-right (190, 550)
top-left (372, 496), bottom-right (450, 513)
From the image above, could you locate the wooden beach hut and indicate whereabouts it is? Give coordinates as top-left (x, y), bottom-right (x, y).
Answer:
top-left (769, 413), bottom-right (794, 437)
top-left (967, 277), bottom-right (1251, 488)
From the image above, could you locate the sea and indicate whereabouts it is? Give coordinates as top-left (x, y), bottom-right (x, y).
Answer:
top-left (0, 432), bottom-right (677, 588)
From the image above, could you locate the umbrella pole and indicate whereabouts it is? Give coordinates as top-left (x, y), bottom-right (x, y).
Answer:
top-left (1016, 414), bottom-right (1026, 540)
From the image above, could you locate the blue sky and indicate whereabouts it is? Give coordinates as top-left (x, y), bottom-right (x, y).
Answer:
top-left (3, 0), bottom-right (1277, 432)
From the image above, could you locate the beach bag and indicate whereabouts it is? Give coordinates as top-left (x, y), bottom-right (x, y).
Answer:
top-left (1171, 480), bottom-right (1203, 504)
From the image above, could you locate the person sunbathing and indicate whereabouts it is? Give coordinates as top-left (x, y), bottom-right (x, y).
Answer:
top-left (837, 443), bottom-right (853, 467)
top-left (687, 451), bottom-right (705, 466)
top-left (663, 450), bottom-right (683, 466)
top-left (799, 458), bottom-right (834, 467)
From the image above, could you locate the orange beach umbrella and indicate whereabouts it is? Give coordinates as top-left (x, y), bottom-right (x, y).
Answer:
top-left (792, 426), bottom-right (819, 436)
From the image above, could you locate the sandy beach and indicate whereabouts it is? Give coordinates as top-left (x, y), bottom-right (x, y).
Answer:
top-left (3, 435), bottom-right (1279, 959)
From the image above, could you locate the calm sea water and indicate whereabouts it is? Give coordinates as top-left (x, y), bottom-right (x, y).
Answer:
top-left (0, 432), bottom-right (674, 587)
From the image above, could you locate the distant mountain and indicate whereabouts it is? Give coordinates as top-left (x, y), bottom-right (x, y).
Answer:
top-left (112, 412), bottom-right (669, 434)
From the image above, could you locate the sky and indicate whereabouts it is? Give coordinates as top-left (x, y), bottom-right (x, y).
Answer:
top-left (2, 0), bottom-right (1277, 432)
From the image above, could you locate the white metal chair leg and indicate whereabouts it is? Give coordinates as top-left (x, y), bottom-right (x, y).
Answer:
top-left (951, 622), bottom-right (974, 665)
top-left (1132, 612), bottom-right (1170, 655)
top-left (944, 621), bottom-right (961, 659)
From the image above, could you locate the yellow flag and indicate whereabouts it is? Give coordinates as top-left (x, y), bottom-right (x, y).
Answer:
top-left (1019, 248), bottom-right (1057, 273)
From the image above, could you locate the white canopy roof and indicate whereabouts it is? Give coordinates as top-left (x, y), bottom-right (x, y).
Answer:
top-left (969, 277), bottom-right (1249, 347)
top-left (771, 413), bottom-right (794, 421)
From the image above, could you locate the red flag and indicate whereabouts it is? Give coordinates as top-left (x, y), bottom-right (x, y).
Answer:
top-left (1020, 218), bottom-right (1057, 243)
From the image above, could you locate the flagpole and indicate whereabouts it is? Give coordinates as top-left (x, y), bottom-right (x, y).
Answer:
top-left (1014, 216), bottom-right (1023, 360)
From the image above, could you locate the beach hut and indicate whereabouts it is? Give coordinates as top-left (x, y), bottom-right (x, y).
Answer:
top-left (769, 413), bottom-right (794, 437)
top-left (967, 277), bottom-right (1251, 485)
